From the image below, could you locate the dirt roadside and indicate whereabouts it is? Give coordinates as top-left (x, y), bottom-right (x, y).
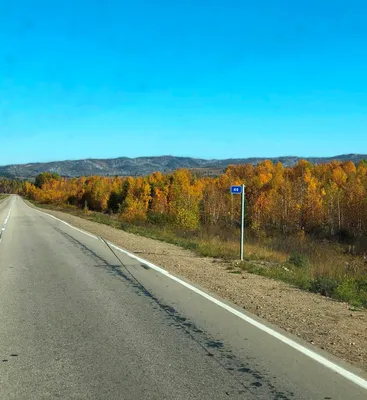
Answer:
top-left (29, 203), bottom-right (367, 372)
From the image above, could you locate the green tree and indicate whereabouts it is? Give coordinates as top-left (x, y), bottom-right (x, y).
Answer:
top-left (34, 172), bottom-right (60, 189)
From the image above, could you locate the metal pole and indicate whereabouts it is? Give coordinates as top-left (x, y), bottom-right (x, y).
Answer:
top-left (240, 184), bottom-right (245, 261)
top-left (231, 193), bottom-right (234, 224)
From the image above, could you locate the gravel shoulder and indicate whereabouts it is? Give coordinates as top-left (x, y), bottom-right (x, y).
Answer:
top-left (29, 202), bottom-right (367, 371)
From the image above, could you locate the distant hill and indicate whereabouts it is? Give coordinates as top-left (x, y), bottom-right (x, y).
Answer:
top-left (0, 154), bottom-right (366, 179)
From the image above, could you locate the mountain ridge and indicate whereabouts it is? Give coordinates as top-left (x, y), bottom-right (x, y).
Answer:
top-left (0, 154), bottom-right (366, 179)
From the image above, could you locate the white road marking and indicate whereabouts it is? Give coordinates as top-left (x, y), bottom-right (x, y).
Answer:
top-left (21, 198), bottom-right (367, 390)
top-left (108, 242), bottom-right (367, 390)
top-left (0, 208), bottom-right (12, 244)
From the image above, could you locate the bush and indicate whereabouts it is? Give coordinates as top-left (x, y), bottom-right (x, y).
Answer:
top-left (175, 207), bottom-right (200, 230)
top-left (289, 252), bottom-right (309, 269)
top-left (356, 275), bottom-right (367, 293)
top-left (309, 276), bottom-right (339, 297)
top-left (67, 195), bottom-right (78, 206)
top-left (333, 276), bottom-right (367, 307)
top-left (335, 278), bottom-right (359, 304)
top-left (107, 191), bottom-right (122, 213)
top-left (147, 212), bottom-right (175, 226)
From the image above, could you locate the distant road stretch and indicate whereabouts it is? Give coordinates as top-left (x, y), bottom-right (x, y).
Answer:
top-left (0, 195), bottom-right (366, 399)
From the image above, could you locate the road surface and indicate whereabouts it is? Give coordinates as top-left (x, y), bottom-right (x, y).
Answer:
top-left (0, 195), bottom-right (366, 399)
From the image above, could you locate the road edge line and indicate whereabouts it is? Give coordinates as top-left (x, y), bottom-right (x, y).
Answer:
top-left (108, 242), bottom-right (367, 390)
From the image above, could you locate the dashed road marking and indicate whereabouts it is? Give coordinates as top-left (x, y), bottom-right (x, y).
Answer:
top-left (0, 208), bottom-right (12, 244)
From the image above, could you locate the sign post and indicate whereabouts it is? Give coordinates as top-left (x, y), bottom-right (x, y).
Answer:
top-left (240, 184), bottom-right (245, 261)
top-left (230, 184), bottom-right (246, 261)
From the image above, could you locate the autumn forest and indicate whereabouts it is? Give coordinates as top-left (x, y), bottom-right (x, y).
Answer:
top-left (14, 159), bottom-right (367, 239)
top-left (2, 159), bottom-right (367, 306)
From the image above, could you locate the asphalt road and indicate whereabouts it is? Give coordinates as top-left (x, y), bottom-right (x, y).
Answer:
top-left (0, 195), bottom-right (366, 399)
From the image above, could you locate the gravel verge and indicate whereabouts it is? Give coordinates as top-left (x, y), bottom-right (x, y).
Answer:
top-left (29, 203), bottom-right (367, 371)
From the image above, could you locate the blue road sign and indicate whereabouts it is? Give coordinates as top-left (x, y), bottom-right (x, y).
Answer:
top-left (231, 185), bottom-right (242, 194)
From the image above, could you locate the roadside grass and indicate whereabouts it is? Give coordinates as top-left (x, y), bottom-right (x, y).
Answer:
top-left (28, 200), bottom-right (367, 308)
top-left (0, 194), bottom-right (9, 201)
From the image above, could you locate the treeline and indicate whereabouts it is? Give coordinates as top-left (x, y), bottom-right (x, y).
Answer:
top-left (0, 178), bottom-right (24, 194)
top-left (22, 160), bottom-right (367, 241)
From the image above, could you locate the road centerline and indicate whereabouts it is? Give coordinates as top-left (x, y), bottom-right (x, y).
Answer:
top-left (0, 208), bottom-right (12, 244)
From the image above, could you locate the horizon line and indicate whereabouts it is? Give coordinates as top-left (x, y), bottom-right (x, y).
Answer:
top-left (1, 153), bottom-right (366, 167)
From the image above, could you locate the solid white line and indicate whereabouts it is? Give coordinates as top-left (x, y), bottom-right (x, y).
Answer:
top-left (19, 197), bottom-right (367, 390)
top-left (108, 242), bottom-right (367, 390)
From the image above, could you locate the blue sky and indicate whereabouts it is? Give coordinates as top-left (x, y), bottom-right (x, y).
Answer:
top-left (1, 0), bottom-right (366, 165)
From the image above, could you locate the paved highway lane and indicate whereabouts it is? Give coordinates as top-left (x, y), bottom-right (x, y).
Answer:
top-left (0, 196), bottom-right (366, 399)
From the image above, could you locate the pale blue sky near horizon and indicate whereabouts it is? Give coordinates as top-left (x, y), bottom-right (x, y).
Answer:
top-left (1, 0), bottom-right (367, 165)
